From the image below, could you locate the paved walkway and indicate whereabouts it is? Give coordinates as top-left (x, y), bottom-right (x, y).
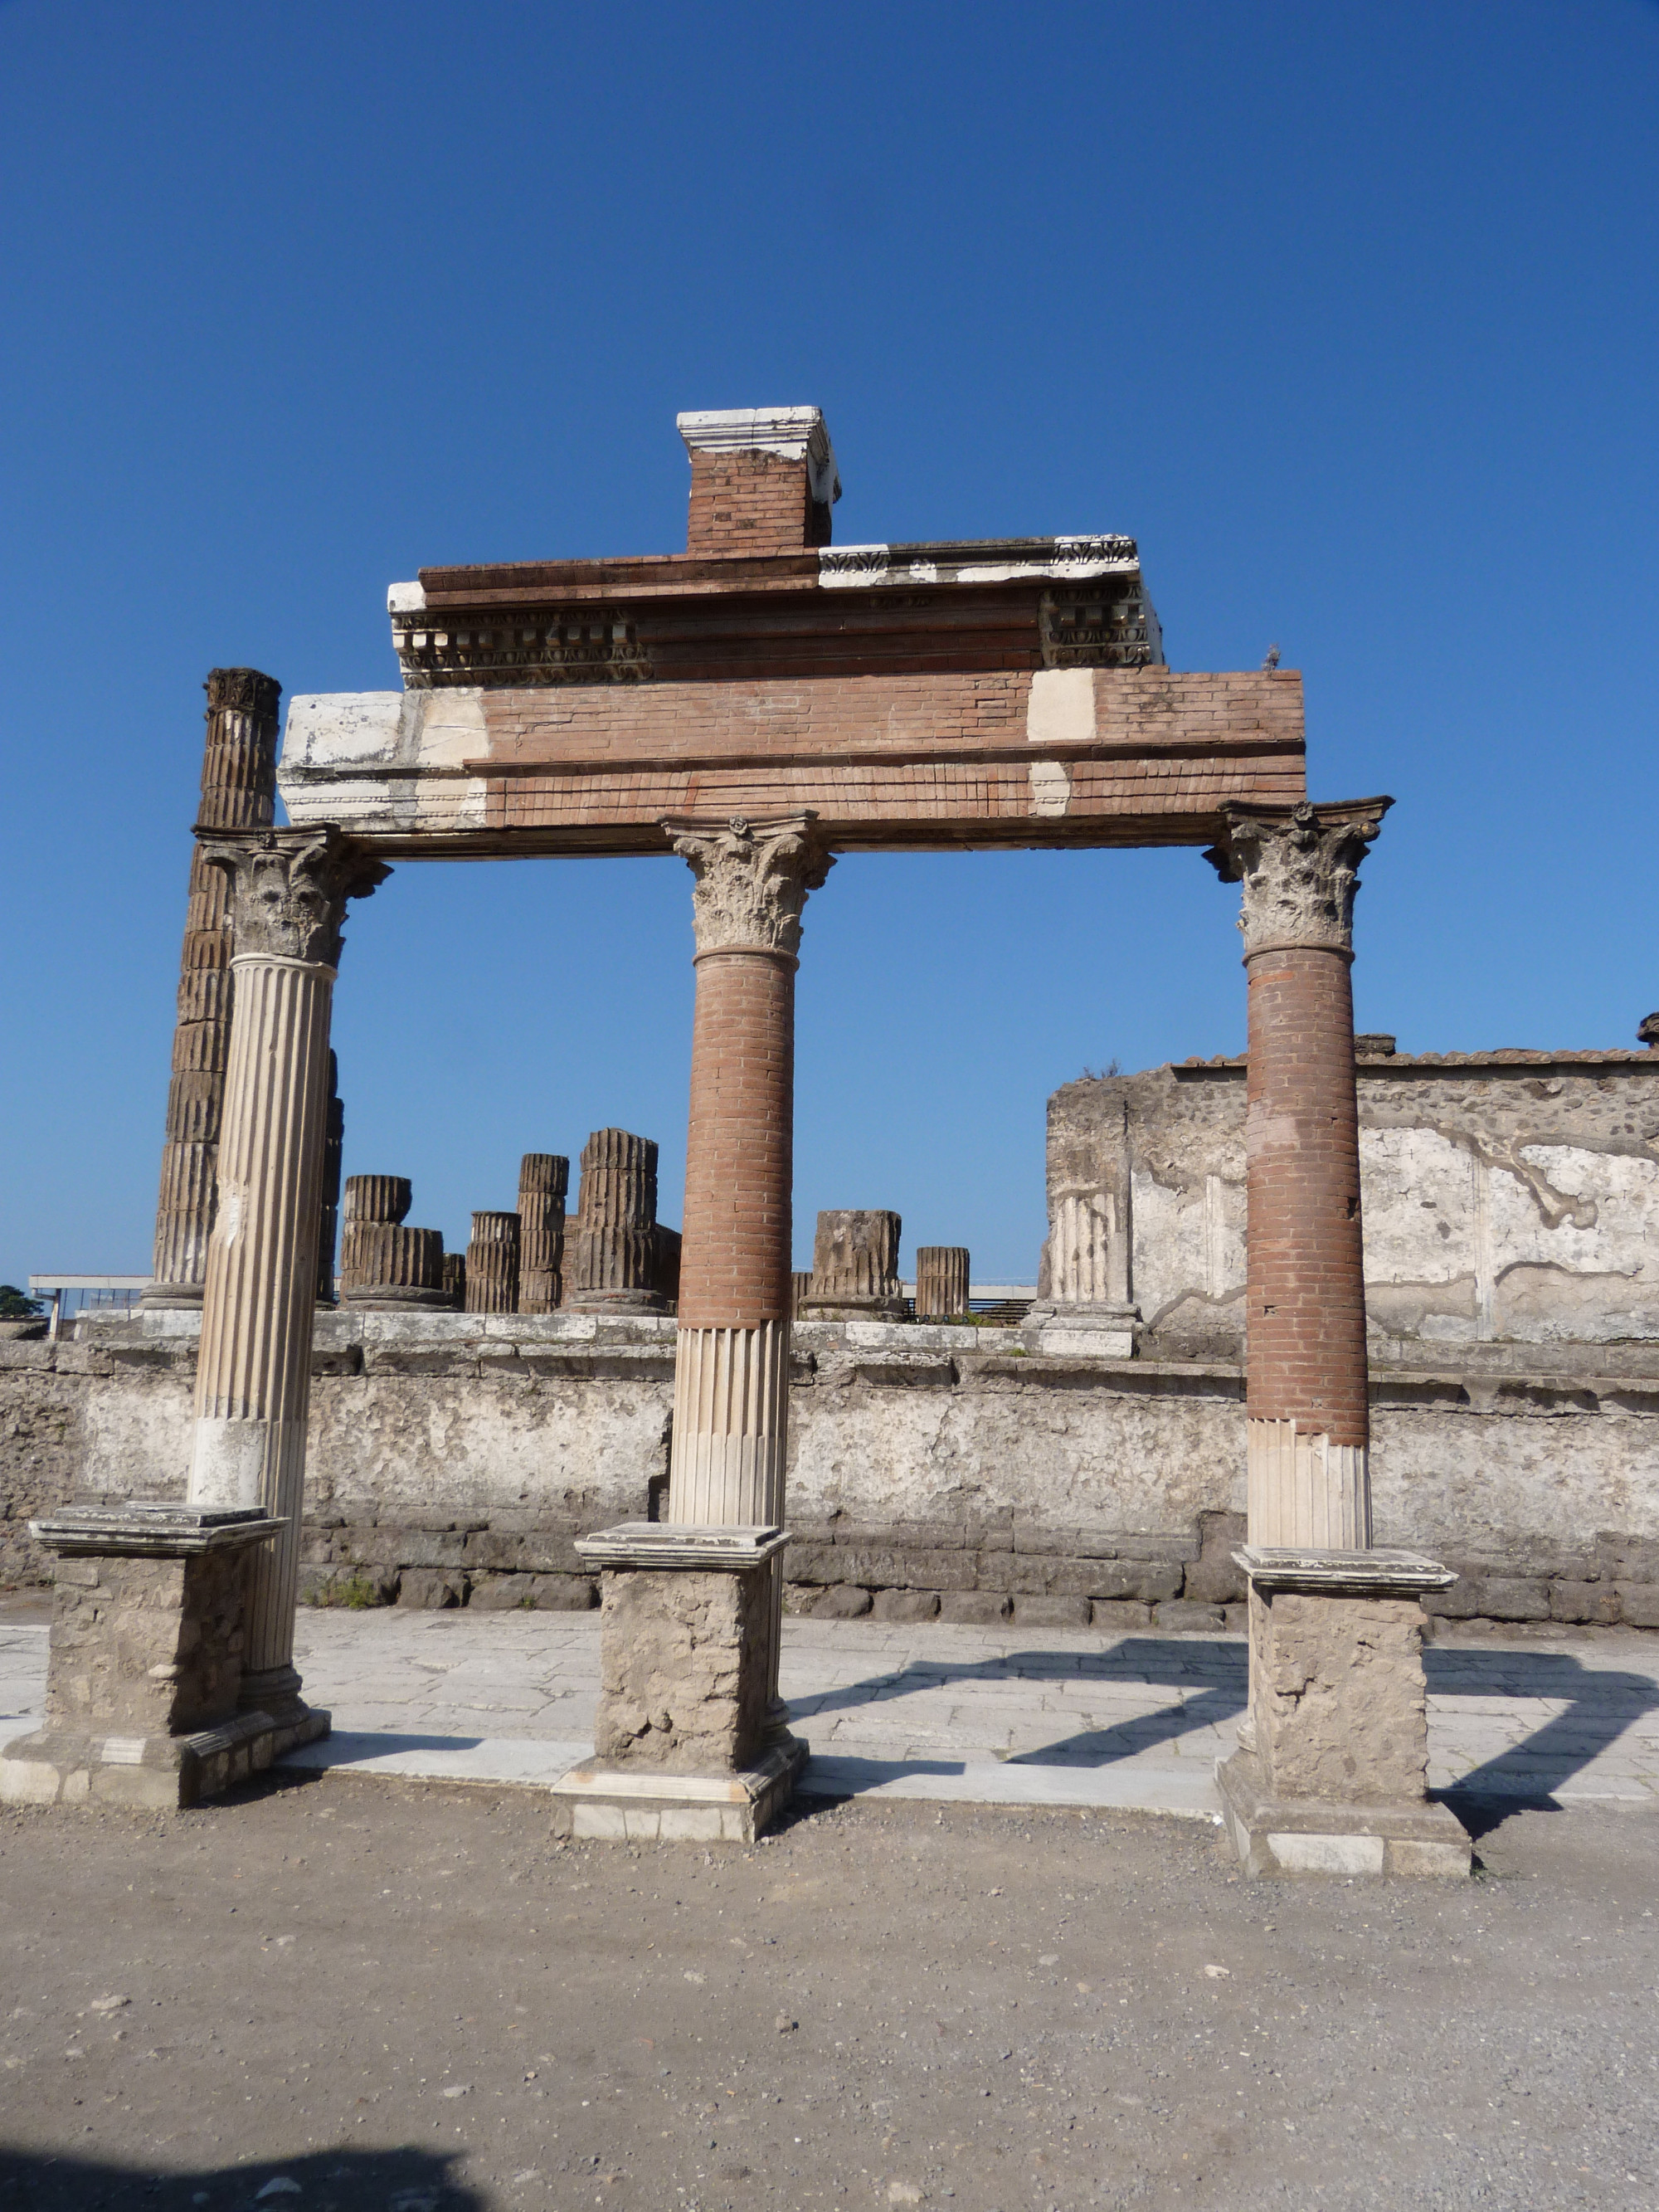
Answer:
top-left (4, 1606), bottom-right (1658, 1815)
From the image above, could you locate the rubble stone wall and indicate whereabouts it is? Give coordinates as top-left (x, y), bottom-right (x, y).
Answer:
top-left (3, 1312), bottom-right (1657, 1635)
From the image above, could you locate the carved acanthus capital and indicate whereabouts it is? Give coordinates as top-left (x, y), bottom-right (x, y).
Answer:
top-left (664, 813), bottom-right (834, 957)
top-left (200, 827), bottom-right (390, 969)
top-left (205, 667), bottom-right (282, 719)
top-left (1206, 798), bottom-right (1391, 958)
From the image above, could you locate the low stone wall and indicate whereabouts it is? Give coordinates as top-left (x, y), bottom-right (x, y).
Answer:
top-left (2, 1311), bottom-right (1657, 1635)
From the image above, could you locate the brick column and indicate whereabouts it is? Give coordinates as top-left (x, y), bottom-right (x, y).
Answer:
top-left (1209, 800), bottom-right (1390, 1547)
top-left (144, 670), bottom-right (281, 1308)
top-left (187, 827), bottom-right (387, 1742)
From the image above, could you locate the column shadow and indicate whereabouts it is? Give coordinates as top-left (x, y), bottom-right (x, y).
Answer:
top-left (1423, 1646), bottom-right (1659, 1834)
top-left (0, 2144), bottom-right (479, 2212)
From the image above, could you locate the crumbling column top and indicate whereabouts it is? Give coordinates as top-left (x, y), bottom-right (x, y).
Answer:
top-left (576, 1521), bottom-right (791, 1571)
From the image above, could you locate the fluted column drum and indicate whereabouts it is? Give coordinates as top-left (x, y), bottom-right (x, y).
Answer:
top-left (915, 1246), bottom-right (970, 1319)
top-left (183, 827), bottom-right (387, 1740)
top-left (465, 1211), bottom-right (521, 1313)
top-left (566, 1130), bottom-right (664, 1312)
top-left (518, 1152), bottom-right (569, 1313)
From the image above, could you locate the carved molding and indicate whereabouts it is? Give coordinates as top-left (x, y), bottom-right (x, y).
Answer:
top-left (199, 828), bottom-right (390, 969)
top-left (664, 813), bottom-right (834, 957)
top-left (1206, 799), bottom-right (1392, 957)
top-left (1039, 587), bottom-right (1163, 669)
top-left (392, 610), bottom-right (651, 691)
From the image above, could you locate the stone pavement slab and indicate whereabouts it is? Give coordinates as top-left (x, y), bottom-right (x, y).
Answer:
top-left (4, 1605), bottom-right (1658, 1812)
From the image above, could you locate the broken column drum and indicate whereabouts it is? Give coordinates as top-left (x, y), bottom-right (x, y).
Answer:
top-left (518, 1152), bottom-right (569, 1313)
top-left (915, 1247), bottom-right (971, 1319)
top-left (185, 826), bottom-right (387, 1744)
top-left (144, 670), bottom-right (281, 1309)
top-left (800, 1210), bottom-right (906, 1320)
top-left (465, 1211), bottom-right (521, 1314)
top-left (338, 1176), bottom-right (449, 1309)
top-left (1209, 799), bottom-right (1390, 1548)
top-left (566, 1131), bottom-right (664, 1313)
top-left (337, 1174), bottom-right (410, 1290)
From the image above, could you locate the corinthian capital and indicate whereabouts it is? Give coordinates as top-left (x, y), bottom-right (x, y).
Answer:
top-left (664, 813), bottom-right (834, 957)
top-left (201, 827), bottom-right (391, 968)
top-left (1206, 798), bottom-right (1391, 958)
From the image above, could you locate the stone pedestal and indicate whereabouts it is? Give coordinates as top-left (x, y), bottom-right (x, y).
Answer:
top-left (186, 826), bottom-right (386, 1746)
top-left (1026, 1302), bottom-right (1140, 1358)
top-left (550, 1524), bottom-right (802, 1843)
top-left (566, 1130), bottom-right (665, 1313)
top-left (1215, 1547), bottom-right (1471, 1879)
top-left (915, 1247), bottom-right (970, 1320)
top-left (800, 1209), bottom-right (906, 1320)
top-left (0, 1504), bottom-right (286, 1809)
top-left (144, 670), bottom-right (281, 1310)
top-left (518, 1153), bottom-right (569, 1313)
top-left (465, 1211), bottom-right (521, 1313)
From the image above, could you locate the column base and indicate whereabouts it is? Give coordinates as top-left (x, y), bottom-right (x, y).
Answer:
top-left (1216, 1750), bottom-right (1471, 1880)
top-left (139, 1282), bottom-right (205, 1312)
top-left (564, 1288), bottom-right (669, 1315)
top-left (339, 1284), bottom-right (459, 1311)
top-left (550, 1737), bottom-right (806, 1844)
top-left (0, 1710), bottom-right (280, 1810)
top-left (237, 1664), bottom-right (331, 1755)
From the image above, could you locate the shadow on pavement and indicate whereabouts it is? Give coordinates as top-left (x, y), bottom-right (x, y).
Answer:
top-left (0, 2144), bottom-right (479, 2212)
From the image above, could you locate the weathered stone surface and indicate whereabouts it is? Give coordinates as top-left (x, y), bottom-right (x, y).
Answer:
top-left (939, 1591), bottom-right (1012, 1625)
top-left (41, 1548), bottom-right (250, 1736)
top-left (1014, 1595), bottom-right (1091, 1628)
top-left (1091, 1598), bottom-right (1154, 1630)
top-left (592, 1562), bottom-right (770, 1771)
top-left (398, 1568), bottom-right (465, 1609)
top-left (465, 1213), bottom-right (520, 1316)
top-left (1249, 1586), bottom-right (1429, 1805)
top-left (518, 1154), bottom-right (569, 1315)
top-left (1153, 1600), bottom-right (1226, 1631)
top-left (812, 1584), bottom-right (873, 1619)
top-left (915, 1248), bottom-right (970, 1320)
top-left (872, 1588), bottom-right (941, 1622)
top-left (567, 1132), bottom-right (664, 1312)
top-left (801, 1211), bottom-right (906, 1320)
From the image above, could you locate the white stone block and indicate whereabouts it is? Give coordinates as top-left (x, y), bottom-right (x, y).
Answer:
top-left (1267, 1830), bottom-right (1384, 1875)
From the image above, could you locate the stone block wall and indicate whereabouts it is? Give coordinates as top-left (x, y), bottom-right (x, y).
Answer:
top-left (3, 1312), bottom-right (1658, 1637)
top-left (1046, 1048), bottom-right (1659, 1370)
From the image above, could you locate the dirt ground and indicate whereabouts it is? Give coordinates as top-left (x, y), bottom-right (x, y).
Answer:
top-left (0, 1773), bottom-right (1655, 2212)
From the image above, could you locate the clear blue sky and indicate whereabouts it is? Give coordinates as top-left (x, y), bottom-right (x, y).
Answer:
top-left (2, 1), bottom-right (1656, 1289)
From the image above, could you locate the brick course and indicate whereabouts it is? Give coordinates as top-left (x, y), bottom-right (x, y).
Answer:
top-left (678, 949), bottom-right (795, 1328)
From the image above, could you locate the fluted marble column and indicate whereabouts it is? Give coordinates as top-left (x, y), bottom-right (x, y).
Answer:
top-left (1209, 798), bottom-right (1390, 1547)
top-left (916, 1247), bottom-right (971, 1320)
top-left (144, 670), bottom-right (281, 1308)
top-left (187, 827), bottom-right (387, 1737)
top-left (664, 815), bottom-right (833, 1710)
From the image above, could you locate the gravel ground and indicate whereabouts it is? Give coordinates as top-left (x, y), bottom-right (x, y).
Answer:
top-left (0, 1775), bottom-right (1655, 2212)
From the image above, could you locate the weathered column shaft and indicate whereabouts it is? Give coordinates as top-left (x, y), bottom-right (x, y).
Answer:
top-left (664, 816), bottom-right (830, 1505)
top-left (315, 1054), bottom-right (343, 1304)
top-left (1211, 798), bottom-right (1390, 1548)
top-left (567, 1131), bottom-right (661, 1308)
top-left (185, 828), bottom-right (387, 1732)
top-left (465, 1211), bottom-right (521, 1313)
top-left (146, 670), bottom-right (281, 1307)
top-left (916, 1247), bottom-right (971, 1319)
top-left (518, 1153), bottom-right (569, 1313)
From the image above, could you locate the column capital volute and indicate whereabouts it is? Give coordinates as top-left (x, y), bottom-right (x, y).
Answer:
top-left (663, 811), bottom-right (835, 957)
top-left (1205, 797), bottom-right (1392, 959)
top-left (197, 826), bottom-right (391, 968)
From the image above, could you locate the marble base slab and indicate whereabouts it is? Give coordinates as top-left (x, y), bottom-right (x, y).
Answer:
top-left (1217, 1749), bottom-right (1472, 1879)
top-left (0, 1708), bottom-right (280, 1810)
top-left (549, 1737), bottom-right (806, 1842)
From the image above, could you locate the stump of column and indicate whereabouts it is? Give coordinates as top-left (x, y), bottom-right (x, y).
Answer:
top-left (1215, 1548), bottom-right (1472, 1878)
top-left (441, 1252), bottom-right (467, 1307)
top-left (465, 1212), bottom-right (521, 1314)
top-left (315, 1054), bottom-right (344, 1305)
top-left (518, 1153), bottom-right (569, 1313)
top-left (342, 1226), bottom-right (449, 1311)
top-left (550, 1524), bottom-right (796, 1843)
top-left (144, 670), bottom-right (281, 1309)
top-left (789, 1271), bottom-right (815, 1321)
top-left (799, 1209), bottom-right (907, 1320)
top-left (565, 1131), bottom-right (667, 1313)
top-left (0, 1504), bottom-right (284, 1810)
top-left (915, 1246), bottom-right (971, 1320)
top-left (185, 826), bottom-right (388, 1750)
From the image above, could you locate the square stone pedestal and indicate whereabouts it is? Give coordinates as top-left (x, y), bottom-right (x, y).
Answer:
top-left (1215, 1547), bottom-right (1472, 1879)
top-left (550, 1523), bottom-right (804, 1843)
top-left (1025, 1303), bottom-right (1141, 1360)
top-left (0, 1503), bottom-right (289, 1810)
